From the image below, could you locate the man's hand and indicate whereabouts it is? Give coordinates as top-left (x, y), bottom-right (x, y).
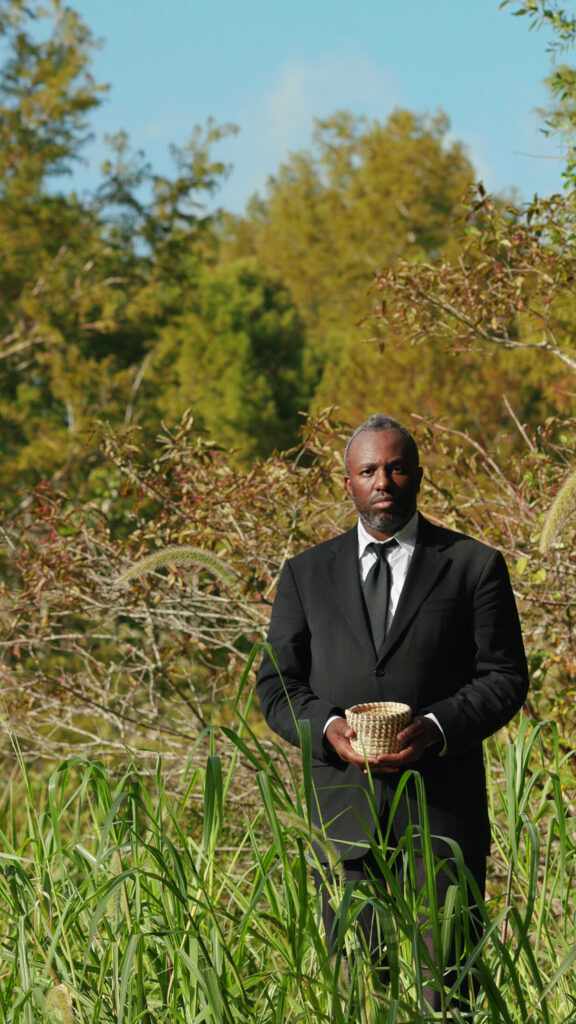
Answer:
top-left (324, 717), bottom-right (367, 766)
top-left (369, 715), bottom-right (442, 773)
top-left (325, 714), bottom-right (442, 773)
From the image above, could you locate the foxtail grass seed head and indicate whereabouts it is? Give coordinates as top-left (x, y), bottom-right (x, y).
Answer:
top-left (540, 468), bottom-right (576, 553)
top-left (114, 546), bottom-right (238, 590)
top-left (45, 984), bottom-right (74, 1024)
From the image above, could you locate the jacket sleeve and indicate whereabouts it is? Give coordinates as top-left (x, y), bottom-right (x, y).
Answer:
top-left (420, 549), bottom-right (529, 756)
top-left (256, 560), bottom-right (344, 761)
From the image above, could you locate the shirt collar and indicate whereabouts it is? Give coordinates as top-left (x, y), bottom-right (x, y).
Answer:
top-left (357, 511), bottom-right (419, 557)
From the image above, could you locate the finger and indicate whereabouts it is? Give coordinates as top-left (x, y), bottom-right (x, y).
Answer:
top-left (396, 726), bottom-right (423, 746)
top-left (399, 718), bottom-right (425, 737)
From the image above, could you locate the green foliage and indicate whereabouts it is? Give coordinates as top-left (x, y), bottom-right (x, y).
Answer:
top-left (229, 107), bottom-right (575, 439)
top-left (372, 187), bottom-right (575, 361)
top-left (501, 1), bottom-right (576, 54)
top-left (0, 1), bottom-right (286, 499)
top-left (360, 183), bottom-right (576, 441)
top-left (95, 119), bottom-right (236, 257)
top-left (151, 259), bottom-right (308, 459)
top-left (0, 697), bottom-right (574, 1022)
top-left (0, 0), bottom-right (103, 194)
top-left (0, 0), bottom-right (109, 491)
top-left (1, 4), bottom-right (576, 1015)
top-left (2, 0), bottom-right (576, 494)
top-left (236, 109), bottom-right (473, 329)
top-left (230, 109), bottom-right (482, 427)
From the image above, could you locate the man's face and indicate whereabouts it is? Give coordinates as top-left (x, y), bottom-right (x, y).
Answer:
top-left (344, 429), bottom-right (423, 540)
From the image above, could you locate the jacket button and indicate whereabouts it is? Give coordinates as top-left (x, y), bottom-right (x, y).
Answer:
top-left (375, 667), bottom-right (385, 677)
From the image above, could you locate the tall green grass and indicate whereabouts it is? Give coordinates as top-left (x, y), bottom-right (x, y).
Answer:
top-left (0, 664), bottom-right (574, 1023)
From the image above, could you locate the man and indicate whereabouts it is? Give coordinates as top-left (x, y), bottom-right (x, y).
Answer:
top-left (257, 414), bottom-right (528, 1007)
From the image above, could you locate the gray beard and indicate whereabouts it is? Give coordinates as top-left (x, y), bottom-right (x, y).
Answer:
top-left (360, 506), bottom-right (412, 536)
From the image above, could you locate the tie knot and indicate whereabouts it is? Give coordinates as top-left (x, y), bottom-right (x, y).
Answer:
top-left (368, 538), bottom-right (397, 560)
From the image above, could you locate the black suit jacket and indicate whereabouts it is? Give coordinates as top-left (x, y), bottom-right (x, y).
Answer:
top-left (257, 514), bottom-right (529, 859)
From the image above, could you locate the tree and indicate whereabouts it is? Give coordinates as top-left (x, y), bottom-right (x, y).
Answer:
top-left (354, 188), bottom-right (576, 443)
top-left (231, 108), bottom-right (564, 439)
top-left (502, 0), bottom-right (576, 186)
top-left (235, 109), bottom-right (474, 334)
top-left (0, 0), bottom-right (106, 489)
top-left (151, 258), bottom-right (307, 459)
top-left (334, 3), bottom-right (576, 441)
top-left (231, 109), bottom-right (476, 418)
top-left (0, 1), bottom-right (247, 499)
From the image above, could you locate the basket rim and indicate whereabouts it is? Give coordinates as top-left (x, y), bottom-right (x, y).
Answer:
top-left (345, 700), bottom-right (412, 716)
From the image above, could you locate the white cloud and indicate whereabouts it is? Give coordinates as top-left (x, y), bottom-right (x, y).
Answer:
top-left (211, 54), bottom-right (396, 211)
top-left (264, 54), bottom-right (396, 150)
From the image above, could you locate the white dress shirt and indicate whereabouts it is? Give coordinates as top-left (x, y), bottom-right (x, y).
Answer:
top-left (325, 512), bottom-right (446, 752)
top-left (358, 512), bottom-right (418, 632)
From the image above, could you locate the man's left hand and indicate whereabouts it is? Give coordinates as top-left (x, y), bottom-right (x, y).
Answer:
top-left (368, 715), bottom-right (442, 774)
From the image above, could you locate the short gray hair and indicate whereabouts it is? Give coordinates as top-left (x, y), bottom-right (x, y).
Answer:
top-left (344, 414), bottom-right (419, 472)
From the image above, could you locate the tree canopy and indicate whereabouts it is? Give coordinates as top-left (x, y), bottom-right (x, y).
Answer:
top-left (1, 0), bottom-right (576, 767)
top-left (2, 0), bottom-right (576, 500)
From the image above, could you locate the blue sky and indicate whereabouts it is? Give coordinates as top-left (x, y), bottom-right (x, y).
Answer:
top-left (66, 0), bottom-right (570, 212)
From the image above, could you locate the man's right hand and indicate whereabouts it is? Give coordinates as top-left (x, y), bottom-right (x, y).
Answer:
top-left (324, 716), bottom-right (366, 765)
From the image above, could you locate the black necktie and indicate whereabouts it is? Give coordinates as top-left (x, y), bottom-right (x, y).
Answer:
top-left (363, 540), bottom-right (397, 654)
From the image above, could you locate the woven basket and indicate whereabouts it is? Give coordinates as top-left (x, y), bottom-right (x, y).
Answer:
top-left (345, 701), bottom-right (412, 756)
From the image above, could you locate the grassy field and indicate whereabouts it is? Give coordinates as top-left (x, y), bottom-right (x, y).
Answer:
top-left (0, 670), bottom-right (574, 1023)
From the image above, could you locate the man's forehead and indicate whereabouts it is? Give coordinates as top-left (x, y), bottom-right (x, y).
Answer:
top-left (348, 429), bottom-right (412, 462)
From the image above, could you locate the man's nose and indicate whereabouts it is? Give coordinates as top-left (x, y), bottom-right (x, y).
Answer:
top-left (374, 469), bottom-right (392, 489)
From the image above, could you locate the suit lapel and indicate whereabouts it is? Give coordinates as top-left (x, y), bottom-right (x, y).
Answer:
top-left (324, 517), bottom-right (452, 660)
top-left (378, 515), bottom-right (450, 661)
top-left (325, 528), bottom-right (375, 653)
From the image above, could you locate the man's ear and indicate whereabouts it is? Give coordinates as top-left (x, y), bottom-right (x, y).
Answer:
top-left (416, 466), bottom-right (423, 491)
top-left (344, 476), bottom-right (353, 499)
